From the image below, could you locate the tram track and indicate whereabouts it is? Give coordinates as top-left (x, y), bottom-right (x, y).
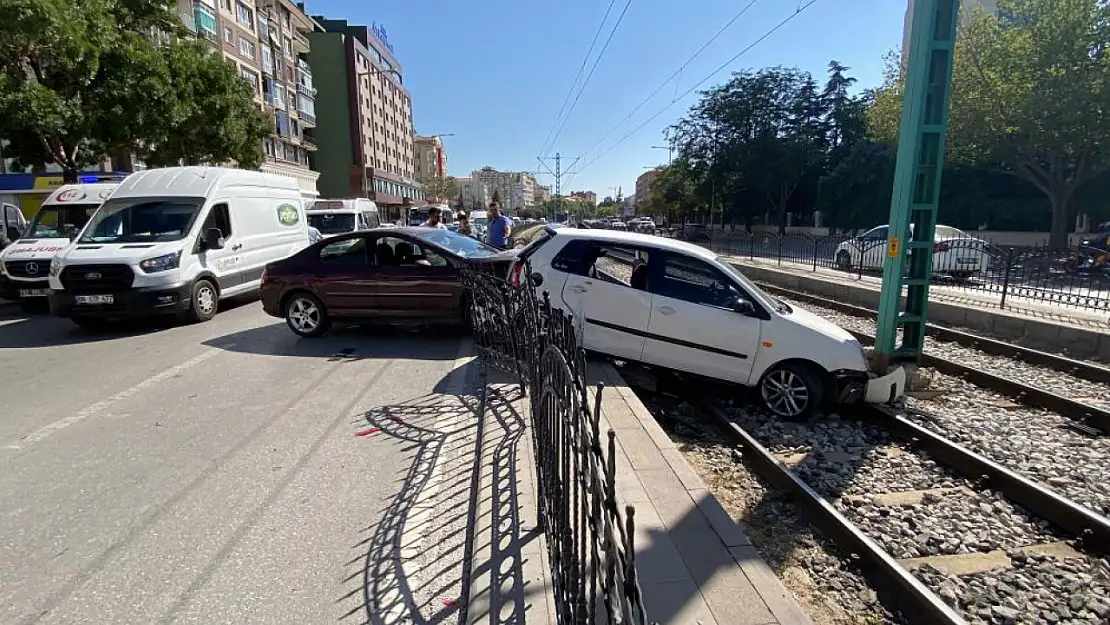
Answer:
top-left (626, 371), bottom-right (1110, 625)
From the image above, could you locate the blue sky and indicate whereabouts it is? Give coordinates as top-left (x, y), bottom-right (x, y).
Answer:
top-left (305, 0), bottom-right (906, 198)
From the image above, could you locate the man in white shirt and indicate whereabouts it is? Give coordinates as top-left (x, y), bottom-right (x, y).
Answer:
top-left (422, 207), bottom-right (449, 229)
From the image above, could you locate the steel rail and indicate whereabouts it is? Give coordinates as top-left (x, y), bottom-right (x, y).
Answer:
top-left (697, 402), bottom-right (967, 625)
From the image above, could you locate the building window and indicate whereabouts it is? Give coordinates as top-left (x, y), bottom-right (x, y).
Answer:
top-left (224, 26), bottom-right (234, 43)
top-left (261, 45), bottom-right (273, 74)
top-left (240, 67), bottom-right (260, 95)
top-left (239, 38), bottom-right (255, 60)
top-left (283, 36), bottom-right (292, 57)
top-left (235, 2), bottom-right (254, 30)
top-left (221, 0), bottom-right (231, 11)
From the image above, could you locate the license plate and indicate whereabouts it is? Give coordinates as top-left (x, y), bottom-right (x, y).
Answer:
top-left (957, 257), bottom-right (979, 264)
top-left (74, 294), bottom-right (114, 305)
top-left (18, 289), bottom-right (48, 298)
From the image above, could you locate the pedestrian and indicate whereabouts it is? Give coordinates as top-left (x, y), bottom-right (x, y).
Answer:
top-left (308, 224), bottom-right (323, 244)
top-left (456, 212), bottom-right (472, 236)
top-left (422, 206), bottom-right (448, 229)
top-left (487, 202), bottom-right (513, 250)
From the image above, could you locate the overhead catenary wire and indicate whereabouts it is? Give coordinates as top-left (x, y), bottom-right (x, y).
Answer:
top-left (545, 0), bottom-right (635, 153)
top-left (571, 0), bottom-right (764, 167)
top-left (576, 0), bottom-right (821, 175)
top-left (537, 0), bottom-right (619, 157)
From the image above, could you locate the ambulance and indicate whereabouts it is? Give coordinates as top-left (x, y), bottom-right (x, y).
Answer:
top-left (0, 183), bottom-right (118, 309)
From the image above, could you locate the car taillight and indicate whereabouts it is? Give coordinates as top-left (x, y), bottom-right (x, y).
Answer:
top-left (934, 242), bottom-right (950, 252)
top-left (510, 262), bottom-right (523, 287)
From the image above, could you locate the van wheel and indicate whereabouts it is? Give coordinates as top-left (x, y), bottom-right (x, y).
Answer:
top-left (285, 292), bottom-right (330, 337)
top-left (183, 279), bottom-right (219, 323)
top-left (759, 363), bottom-right (826, 421)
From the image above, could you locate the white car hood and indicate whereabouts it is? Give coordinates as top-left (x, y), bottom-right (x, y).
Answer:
top-left (3, 238), bottom-right (71, 261)
top-left (783, 305), bottom-right (857, 343)
top-left (60, 241), bottom-right (179, 263)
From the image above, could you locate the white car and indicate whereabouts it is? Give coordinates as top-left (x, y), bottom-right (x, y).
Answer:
top-left (834, 224), bottom-right (990, 280)
top-left (510, 228), bottom-right (904, 419)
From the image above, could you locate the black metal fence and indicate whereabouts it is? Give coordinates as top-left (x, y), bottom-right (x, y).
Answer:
top-left (461, 265), bottom-right (648, 625)
top-left (666, 229), bottom-right (1110, 313)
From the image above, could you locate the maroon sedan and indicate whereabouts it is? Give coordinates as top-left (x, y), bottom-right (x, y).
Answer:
top-left (261, 227), bottom-right (516, 337)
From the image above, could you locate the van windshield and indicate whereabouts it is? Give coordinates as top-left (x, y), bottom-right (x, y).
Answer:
top-left (308, 213), bottom-right (355, 234)
top-left (79, 197), bottom-right (205, 244)
top-left (26, 204), bottom-right (100, 240)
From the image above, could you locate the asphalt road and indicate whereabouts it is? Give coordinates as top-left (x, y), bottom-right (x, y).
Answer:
top-left (0, 298), bottom-right (473, 624)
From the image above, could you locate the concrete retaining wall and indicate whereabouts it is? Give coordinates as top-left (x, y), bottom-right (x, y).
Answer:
top-left (731, 261), bottom-right (1110, 362)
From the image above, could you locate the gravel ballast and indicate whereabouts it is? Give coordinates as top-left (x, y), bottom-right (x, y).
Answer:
top-left (779, 297), bottom-right (1110, 518)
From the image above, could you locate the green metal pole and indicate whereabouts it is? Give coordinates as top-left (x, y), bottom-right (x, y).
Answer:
top-left (874, 0), bottom-right (961, 370)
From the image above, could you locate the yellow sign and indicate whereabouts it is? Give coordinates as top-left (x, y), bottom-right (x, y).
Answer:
top-left (887, 236), bottom-right (901, 258)
top-left (32, 176), bottom-right (66, 190)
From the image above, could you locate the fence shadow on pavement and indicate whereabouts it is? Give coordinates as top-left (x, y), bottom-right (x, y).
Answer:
top-left (340, 390), bottom-right (483, 625)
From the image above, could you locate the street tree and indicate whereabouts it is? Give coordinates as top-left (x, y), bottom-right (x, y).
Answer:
top-left (421, 175), bottom-right (459, 202)
top-left (491, 188), bottom-right (502, 205)
top-left (0, 0), bottom-right (269, 181)
top-left (870, 0), bottom-right (1110, 247)
top-left (141, 39), bottom-right (270, 168)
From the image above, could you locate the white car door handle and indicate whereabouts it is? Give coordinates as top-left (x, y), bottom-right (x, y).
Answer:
top-left (571, 285), bottom-right (589, 294)
top-left (231, 243), bottom-right (243, 251)
top-left (657, 306), bottom-right (676, 316)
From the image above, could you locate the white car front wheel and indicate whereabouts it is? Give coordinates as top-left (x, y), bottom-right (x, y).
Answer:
top-left (835, 249), bottom-right (852, 270)
top-left (759, 363), bottom-right (826, 421)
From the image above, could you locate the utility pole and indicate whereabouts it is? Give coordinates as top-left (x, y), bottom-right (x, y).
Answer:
top-left (538, 152), bottom-right (580, 220)
top-left (874, 0), bottom-right (961, 370)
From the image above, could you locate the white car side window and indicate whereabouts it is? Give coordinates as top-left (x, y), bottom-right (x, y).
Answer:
top-left (654, 254), bottom-right (744, 310)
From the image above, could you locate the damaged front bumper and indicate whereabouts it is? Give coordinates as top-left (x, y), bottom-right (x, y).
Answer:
top-left (833, 366), bottom-right (907, 405)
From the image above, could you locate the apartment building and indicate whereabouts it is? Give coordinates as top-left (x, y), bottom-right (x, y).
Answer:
top-left (568, 191), bottom-right (597, 205)
top-left (450, 177), bottom-right (490, 209)
top-left (635, 168), bottom-right (661, 204)
top-left (178, 0), bottom-right (319, 197)
top-left (534, 184), bottom-right (552, 204)
top-left (471, 167), bottom-right (535, 213)
top-left (307, 19), bottom-right (422, 216)
top-left (413, 135), bottom-right (448, 183)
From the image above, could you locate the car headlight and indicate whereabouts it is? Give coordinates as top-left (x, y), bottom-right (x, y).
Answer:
top-left (139, 251), bottom-right (181, 273)
top-left (49, 258), bottom-right (62, 277)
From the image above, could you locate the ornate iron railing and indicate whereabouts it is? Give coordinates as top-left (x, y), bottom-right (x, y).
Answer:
top-left (461, 265), bottom-right (648, 625)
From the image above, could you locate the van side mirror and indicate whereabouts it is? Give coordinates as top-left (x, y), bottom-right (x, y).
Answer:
top-left (732, 298), bottom-right (756, 316)
top-left (204, 228), bottom-right (225, 250)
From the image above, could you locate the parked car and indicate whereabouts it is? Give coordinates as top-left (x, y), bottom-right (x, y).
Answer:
top-left (48, 167), bottom-right (310, 329)
top-left (682, 223), bottom-right (710, 242)
top-left (508, 228), bottom-right (904, 419)
top-left (0, 182), bottom-right (118, 310)
top-left (261, 227), bottom-right (518, 337)
top-left (833, 224), bottom-right (990, 281)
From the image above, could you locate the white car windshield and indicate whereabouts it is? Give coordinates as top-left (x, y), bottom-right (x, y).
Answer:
top-left (25, 204), bottom-right (100, 239)
top-left (415, 229), bottom-right (500, 258)
top-left (79, 197), bottom-right (204, 243)
top-left (715, 256), bottom-right (783, 311)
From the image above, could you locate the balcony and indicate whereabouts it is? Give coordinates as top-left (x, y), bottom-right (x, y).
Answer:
top-left (296, 82), bottom-right (315, 98)
top-left (298, 110), bottom-right (316, 126)
top-left (294, 29), bottom-right (310, 53)
top-left (302, 134), bottom-right (317, 149)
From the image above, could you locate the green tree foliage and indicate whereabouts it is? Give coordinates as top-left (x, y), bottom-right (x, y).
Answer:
top-left (490, 188), bottom-right (502, 205)
top-left (0, 0), bottom-right (269, 180)
top-left (665, 62), bottom-right (866, 231)
top-left (141, 40), bottom-right (270, 168)
top-left (421, 175), bottom-right (459, 202)
top-left (870, 0), bottom-right (1110, 247)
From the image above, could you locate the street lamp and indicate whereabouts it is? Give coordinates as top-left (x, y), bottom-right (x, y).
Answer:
top-left (651, 145), bottom-right (673, 164)
top-left (355, 67), bottom-right (401, 200)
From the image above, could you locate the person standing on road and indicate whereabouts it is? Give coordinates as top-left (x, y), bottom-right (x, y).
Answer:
top-left (456, 212), bottom-right (472, 236)
top-left (487, 202), bottom-right (513, 249)
top-left (422, 206), bottom-right (448, 229)
top-left (308, 224), bottom-right (323, 244)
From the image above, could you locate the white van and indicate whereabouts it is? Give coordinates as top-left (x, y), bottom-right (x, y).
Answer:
top-left (0, 183), bottom-right (117, 309)
top-left (307, 198), bottom-right (381, 238)
top-left (47, 167), bottom-right (309, 328)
